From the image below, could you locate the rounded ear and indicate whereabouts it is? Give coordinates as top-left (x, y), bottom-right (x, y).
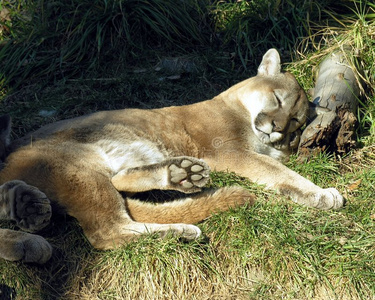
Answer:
top-left (257, 49), bottom-right (281, 76)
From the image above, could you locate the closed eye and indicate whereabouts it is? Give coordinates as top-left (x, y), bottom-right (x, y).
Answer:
top-left (274, 93), bottom-right (282, 108)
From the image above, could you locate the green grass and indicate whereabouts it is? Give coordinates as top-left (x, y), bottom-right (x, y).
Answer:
top-left (0, 0), bottom-right (358, 88)
top-left (0, 0), bottom-right (210, 88)
top-left (1, 157), bottom-right (374, 299)
top-left (1, 0), bottom-right (375, 299)
top-left (209, 0), bottom-right (357, 68)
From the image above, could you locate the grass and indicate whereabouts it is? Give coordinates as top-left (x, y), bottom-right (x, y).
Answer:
top-left (209, 0), bottom-right (357, 68)
top-left (1, 0), bottom-right (375, 299)
top-left (1, 155), bottom-right (374, 299)
top-left (0, 0), bottom-right (358, 87)
top-left (0, 0), bottom-right (210, 88)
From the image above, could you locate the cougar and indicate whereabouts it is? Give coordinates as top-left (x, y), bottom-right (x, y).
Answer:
top-left (0, 49), bottom-right (344, 264)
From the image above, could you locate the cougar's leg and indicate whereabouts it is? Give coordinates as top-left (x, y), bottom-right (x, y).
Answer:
top-left (205, 151), bottom-right (345, 210)
top-left (111, 156), bottom-right (210, 194)
top-left (51, 171), bottom-right (202, 250)
top-left (0, 155), bottom-right (202, 251)
top-left (89, 220), bottom-right (202, 250)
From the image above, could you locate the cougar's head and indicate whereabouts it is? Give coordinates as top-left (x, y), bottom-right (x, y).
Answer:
top-left (237, 49), bottom-right (309, 156)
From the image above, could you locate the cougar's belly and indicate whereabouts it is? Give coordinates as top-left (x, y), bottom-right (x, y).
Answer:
top-left (93, 138), bottom-right (166, 174)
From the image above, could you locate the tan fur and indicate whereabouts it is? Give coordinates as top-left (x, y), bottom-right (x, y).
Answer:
top-left (0, 49), bottom-right (344, 263)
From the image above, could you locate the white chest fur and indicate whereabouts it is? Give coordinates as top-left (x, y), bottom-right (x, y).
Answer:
top-left (94, 139), bottom-right (165, 174)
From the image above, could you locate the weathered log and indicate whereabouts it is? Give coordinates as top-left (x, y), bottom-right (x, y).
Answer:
top-left (299, 50), bottom-right (361, 158)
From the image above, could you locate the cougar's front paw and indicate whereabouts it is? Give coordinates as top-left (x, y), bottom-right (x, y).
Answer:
top-left (314, 188), bottom-right (345, 210)
top-left (168, 157), bottom-right (210, 193)
top-left (155, 224), bottom-right (202, 241)
top-left (273, 129), bottom-right (302, 151)
top-left (4, 181), bottom-right (52, 232)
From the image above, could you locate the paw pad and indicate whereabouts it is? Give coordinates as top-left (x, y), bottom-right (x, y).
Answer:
top-left (168, 157), bottom-right (210, 192)
top-left (10, 183), bottom-right (52, 232)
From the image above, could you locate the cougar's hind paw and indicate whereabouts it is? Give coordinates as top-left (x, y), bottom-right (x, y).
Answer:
top-left (0, 229), bottom-right (52, 264)
top-left (7, 181), bottom-right (52, 232)
top-left (168, 157), bottom-right (210, 193)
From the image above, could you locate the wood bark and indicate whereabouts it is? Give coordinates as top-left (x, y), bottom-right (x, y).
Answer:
top-left (298, 50), bottom-right (361, 158)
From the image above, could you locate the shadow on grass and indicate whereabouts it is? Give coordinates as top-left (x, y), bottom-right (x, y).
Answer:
top-left (0, 214), bottom-right (95, 299)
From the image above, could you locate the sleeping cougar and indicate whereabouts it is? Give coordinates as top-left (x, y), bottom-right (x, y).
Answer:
top-left (0, 49), bottom-right (344, 264)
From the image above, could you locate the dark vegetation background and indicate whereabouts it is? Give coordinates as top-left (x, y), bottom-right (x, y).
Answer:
top-left (0, 0), bottom-right (370, 136)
